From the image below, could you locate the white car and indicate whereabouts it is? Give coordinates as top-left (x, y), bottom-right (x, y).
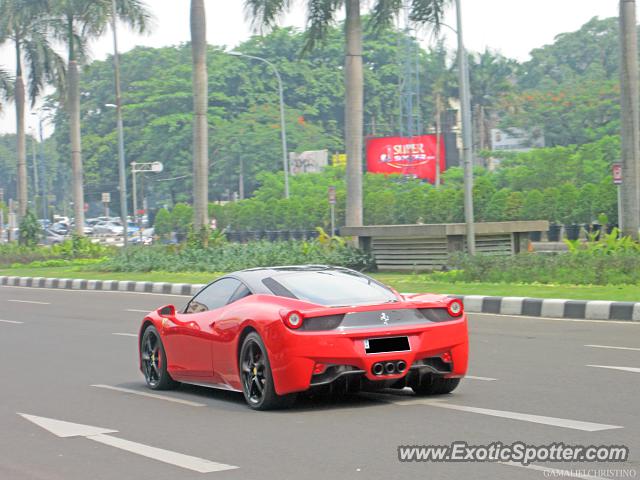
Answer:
top-left (93, 221), bottom-right (124, 235)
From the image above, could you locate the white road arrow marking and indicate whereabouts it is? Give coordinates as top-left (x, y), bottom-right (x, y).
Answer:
top-left (587, 364), bottom-right (640, 374)
top-left (19, 413), bottom-right (238, 473)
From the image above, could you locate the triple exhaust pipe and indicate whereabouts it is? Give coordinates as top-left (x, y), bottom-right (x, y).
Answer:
top-left (371, 360), bottom-right (407, 376)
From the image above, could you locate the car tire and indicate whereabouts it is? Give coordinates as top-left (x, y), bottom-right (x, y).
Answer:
top-left (412, 376), bottom-right (460, 396)
top-left (239, 332), bottom-right (297, 410)
top-left (141, 326), bottom-right (178, 390)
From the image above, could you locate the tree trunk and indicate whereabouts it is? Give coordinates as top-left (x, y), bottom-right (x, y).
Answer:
top-left (68, 60), bottom-right (85, 236)
top-left (435, 92), bottom-right (442, 187)
top-left (191, 0), bottom-right (209, 231)
top-left (15, 75), bottom-right (27, 219)
top-left (619, 0), bottom-right (640, 239)
top-left (344, 0), bottom-right (363, 227)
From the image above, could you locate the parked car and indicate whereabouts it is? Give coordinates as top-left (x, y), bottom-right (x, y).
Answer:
top-left (93, 221), bottom-right (124, 235)
top-left (50, 222), bottom-right (69, 235)
top-left (41, 228), bottom-right (65, 245)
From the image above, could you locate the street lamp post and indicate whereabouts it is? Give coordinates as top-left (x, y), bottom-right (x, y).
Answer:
top-left (228, 51), bottom-right (290, 199)
top-left (131, 162), bottom-right (163, 240)
top-left (109, 0), bottom-right (129, 245)
top-left (455, 0), bottom-right (476, 255)
top-left (30, 113), bottom-right (48, 224)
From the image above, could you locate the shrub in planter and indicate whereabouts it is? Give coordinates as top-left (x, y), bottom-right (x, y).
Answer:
top-left (548, 224), bottom-right (562, 241)
top-left (565, 224), bottom-right (581, 241)
top-left (265, 231), bottom-right (278, 241)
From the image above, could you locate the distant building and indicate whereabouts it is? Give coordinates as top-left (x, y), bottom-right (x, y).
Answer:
top-left (490, 128), bottom-right (545, 152)
top-left (488, 128), bottom-right (545, 169)
top-left (289, 150), bottom-right (328, 175)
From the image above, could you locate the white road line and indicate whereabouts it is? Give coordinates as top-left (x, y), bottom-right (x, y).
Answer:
top-left (470, 312), bottom-right (639, 326)
top-left (392, 399), bottom-right (622, 432)
top-left (19, 413), bottom-right (237, 473)
top-left (91, 384), bottom-right (206, 407)
top-left (466, 375), bottom-right (497, 381)
top-left (0, 319), bottom-right (24, 324)
top-left (587, 365), bottom-right (640, 374)
top-left (499, 462), bottom-right (607, 480)
top-left (585, 344), bottom-right (640, 352)
top-left (125, 309), bottom-right (150, 313)
top-left (112, 333), bottom-right (137, 337)
top-left (7, 299), bottom-right (50, 305)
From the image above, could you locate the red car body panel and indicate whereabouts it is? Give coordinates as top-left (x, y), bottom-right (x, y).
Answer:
top-left (139, 291), bottom-right (469, 395)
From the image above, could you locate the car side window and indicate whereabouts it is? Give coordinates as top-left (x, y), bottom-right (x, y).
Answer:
top-left (228, 284), bottom-right (252, 304)
top-left (185, 278), bottom-right (242, 313)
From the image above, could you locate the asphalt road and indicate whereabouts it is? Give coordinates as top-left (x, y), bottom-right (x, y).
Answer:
top-left (1, 285), bottom-right (639, 480)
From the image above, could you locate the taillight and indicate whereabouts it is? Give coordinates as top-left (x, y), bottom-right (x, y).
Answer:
top-left (447, 299), bottom-right (464, 317)
top-left (283, 311), bottom-right (304, 329)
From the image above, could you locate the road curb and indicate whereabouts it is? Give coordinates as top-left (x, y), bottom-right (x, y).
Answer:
top-left (0, 275), bottom-right (205, 297)
top-left (449, 294), bottom-right (640, 322)
top-left (1, 275), bottom-right (639, 321)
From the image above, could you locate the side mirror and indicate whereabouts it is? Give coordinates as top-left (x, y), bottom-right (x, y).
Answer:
top-left (158, 304), bottom-right (176, 317)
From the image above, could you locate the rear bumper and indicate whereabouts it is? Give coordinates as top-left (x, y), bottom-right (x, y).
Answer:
top-left (266, 316), bottom-right (468, 395)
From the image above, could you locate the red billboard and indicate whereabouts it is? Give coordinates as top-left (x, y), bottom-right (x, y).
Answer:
top-left (366, 135), bottom-right (446, 183)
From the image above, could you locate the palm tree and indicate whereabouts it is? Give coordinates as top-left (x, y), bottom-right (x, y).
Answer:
top-left (468, 49), bottom-right (515, 162)
top-left (246, 0), bottom-right (449, 227)
top-left (0, 0), bottom-right (62, 219)
top-left (50, 0), bottom-right (151, 235)
top-left (619, 0), bottom-right (640, 239)
top-left (191, 0), bottom-right (208, 232)
top-left (0, 67), bottom-right (12, 113)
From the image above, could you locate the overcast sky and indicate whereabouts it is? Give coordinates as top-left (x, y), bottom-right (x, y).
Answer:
top-left (0, 0), bottom-right (622, 135)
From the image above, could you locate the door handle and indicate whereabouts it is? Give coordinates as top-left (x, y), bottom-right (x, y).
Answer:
top-left (209, 321), bottom-right (216, 328)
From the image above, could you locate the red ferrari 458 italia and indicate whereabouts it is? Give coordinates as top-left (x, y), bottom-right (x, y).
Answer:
top-left (138, 265), bottom-right (468, 410)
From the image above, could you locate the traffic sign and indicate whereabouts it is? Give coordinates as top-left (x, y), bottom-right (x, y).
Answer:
top-left (612, 163), bottom-right (622, 185)
top-left (101, 192), bottom-right (111, 203)
top-left (328, 186), bottom-right (336, 205)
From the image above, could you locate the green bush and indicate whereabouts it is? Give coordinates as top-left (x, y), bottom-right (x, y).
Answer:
top-left (18, 211), bottom-right (40, 247)
top-left (99, 239), bottom-right (376, 273)
top-left (0, 237), bottom-right (112, 266)
top-left (448, 232), bottom-right (640, 286)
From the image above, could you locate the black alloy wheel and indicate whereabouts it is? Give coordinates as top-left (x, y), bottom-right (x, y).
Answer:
top-left (141, 326), bottom-right (178, 390)
top-left (239, 332), bottom-right (296, 410)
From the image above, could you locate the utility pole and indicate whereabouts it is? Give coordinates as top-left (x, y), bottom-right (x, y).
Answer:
top-left (30, 131), bottom-right (39, 210)
top-left (36, 117), bottom-right (47, 222)
top-left (111, 0), bottom-right (129, 245)
top-left (619, 0), bottom-right (640, 239)
top-left (227, 52), bottom-right (290, 199)
top-left (455, 0), bottom-right (476, 254)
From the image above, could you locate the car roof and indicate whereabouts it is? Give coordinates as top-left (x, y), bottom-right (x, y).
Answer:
top-left (228, 265), bottom-right (365, 295)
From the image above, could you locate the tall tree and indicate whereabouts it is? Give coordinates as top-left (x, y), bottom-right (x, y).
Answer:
top-left (467, 49), bottom-right (515, 158)
top-left (0, 0), bottom-right (61, 219)
top-left (0, 67), bottom-right (12, 113)
top-left (618, 0), bottom-right (640, 239)
top-left (51, 0), bottom-right (151, 235)
top-left (245, 0), bottom-right (449, 227)
top-left (191, 0), bottom-right (209, 231)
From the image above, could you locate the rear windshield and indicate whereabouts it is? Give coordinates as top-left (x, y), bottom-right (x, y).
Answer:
top-left (264, 270), bottom-right (398, 306)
